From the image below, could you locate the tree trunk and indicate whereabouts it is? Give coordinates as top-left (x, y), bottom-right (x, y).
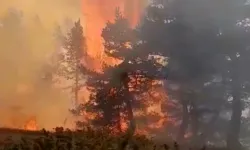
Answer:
top-left (199, 110), bottom-right (219, 146)
top-left (227, 89), bottom-right (242, 150)
top-left (227, 59), bottom-right (242, 150)
top-left (117, 108), bottom-right (122, 132)
top-left (121, 71), bottom-right (135, 135)
top-left (119, 71), bottom-right (135, 150)
top-left (75, 63), bottom-right (79, 106)
top-left (190, 101), bottom-right (200, 146)
top-left (177, 99), bottom-right (189, 143)
top-left (124, 87), bottom-right (135, 135)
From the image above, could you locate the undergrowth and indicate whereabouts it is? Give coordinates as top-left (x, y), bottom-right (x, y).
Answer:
top-left (0, 127), bottom-right (227, 150)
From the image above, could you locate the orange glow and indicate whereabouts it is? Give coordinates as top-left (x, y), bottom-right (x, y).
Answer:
top-left (24, 116), bottom-right (38, 131)
top-left (82, 0), bottom-right (146, 70)
top-left (80, 0), bottom-right (158, 134)
top-left (10, 0), bottom-right (168, 134)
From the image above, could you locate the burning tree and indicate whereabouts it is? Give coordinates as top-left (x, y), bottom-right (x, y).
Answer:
top-left (82, 8), bottom-right (168, 135)
top-left (83, 8), bottom-right (136, 131)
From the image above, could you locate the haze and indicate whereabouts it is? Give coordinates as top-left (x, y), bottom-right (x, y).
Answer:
top-left (0, 0), bottom-right (81, 129)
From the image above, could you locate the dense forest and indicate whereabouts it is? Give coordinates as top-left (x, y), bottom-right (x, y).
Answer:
top-left (1, 0), bottom-right (250, 150)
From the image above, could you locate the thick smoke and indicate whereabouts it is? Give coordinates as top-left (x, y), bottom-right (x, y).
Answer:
top-left (0, 0), bottom-right (82, 129)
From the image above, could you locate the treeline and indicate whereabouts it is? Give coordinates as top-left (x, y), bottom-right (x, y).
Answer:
top-left (1, 0), bottom-right (250, 149)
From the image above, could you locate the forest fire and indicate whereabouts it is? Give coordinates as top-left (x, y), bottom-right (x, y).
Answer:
top-left (1, 0), bottom-right (166, 134)
top-left (79, 0), bottom-right (169, 134)
top-left (82, 0), bottom-right (146, 70)
top-left (24, 117), bottom-right (38, 131)
top-left (1, 0), bottom-right (249, 149)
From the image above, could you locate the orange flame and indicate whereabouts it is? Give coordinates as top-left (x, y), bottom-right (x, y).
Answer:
top-left (80, 0), bottom-right (170, 134)
top-left (24, 116), bottom-right (38, 131)
top-left (82, 0), bottom-right (146, 70)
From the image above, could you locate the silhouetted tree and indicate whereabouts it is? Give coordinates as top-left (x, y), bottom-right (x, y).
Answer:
top-left (140, 0), bottom-right (235, 146)
top-left (85, 8), bottom-right (167, 133)
top-left (56, 19), bottom-right (87, 106)
top-left (144, 0), bottom-right (250, 149)
top-left (84, 8), bottom-right (136, 130)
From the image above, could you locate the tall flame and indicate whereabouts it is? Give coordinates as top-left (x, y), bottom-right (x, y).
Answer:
top-left (80, 0), bottom-right (170, 133)
top-left (82, 0), bottom-right (146, 69)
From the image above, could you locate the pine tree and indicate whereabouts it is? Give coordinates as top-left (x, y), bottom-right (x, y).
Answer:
top-left (144, 0), bottom-right (250, 148)
top-left (84, 8), bottom-right (168, 134)
top-left (218, 16), bottom-right (250, 150)
top-left (140, 0), bottom-right (227, 145)
top-left (57, 19), bottom-right (87, 107)
top-left (84, 8), bottom-right (136, 130)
